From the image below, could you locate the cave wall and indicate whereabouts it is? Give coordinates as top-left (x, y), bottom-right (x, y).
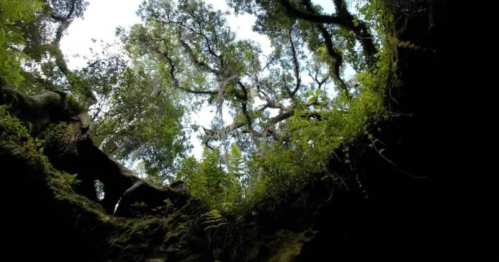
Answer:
top-left (296, 0), bottom-right (479, 260)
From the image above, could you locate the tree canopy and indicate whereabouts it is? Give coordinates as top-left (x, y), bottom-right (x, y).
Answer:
top-left (1, 0), bottom-right (392, 212)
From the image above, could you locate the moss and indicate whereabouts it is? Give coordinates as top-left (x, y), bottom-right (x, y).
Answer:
top-left (41, 122), bottom-right (70, 144)
top-left (2, 104), bottom-right (205, 261)
top-left (65, 94), bottom-right (85, 113)
top-left (0, 105), bottom-right (32, 137)
top-left (2, 105), bottom-right (88, 193)
top-left (3, 104), bottom-right (316, 262)
top-left (267, 230), bottom-right (307, 262)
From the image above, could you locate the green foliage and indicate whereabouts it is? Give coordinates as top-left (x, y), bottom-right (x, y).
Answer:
top-left (0, 105), bottom-right (77, 187)
top-left (93, 67), bottom-right (187, 182)
top-left (123, 0), bottom-right (394, 213)
top-left (65, 94), bottom-right (85, 112)
top-left (0, 105), bottom-right (32, 137)
top-left (228, 144), bottom-right (245, 178)
top-left (0, 0), bottom-right (93, 107)
top-left (200, 147), bottom-right (224, 197)
top-left (177, 146), bottom-right (250, 212)
top-left (0, 0), bottom-right (187, 184)
top-left (266, 230), bottom-right (308, 262)
top-left (220, 0), bottom-right (392, 204)
top-left (0, 0), bottom-right (395, 219)
top-left (0, 0), bottom-right (44, 86)
top-left (226, 144), bottom-right (244, 203)
top-left (177, 156), bottom-right (208, 202)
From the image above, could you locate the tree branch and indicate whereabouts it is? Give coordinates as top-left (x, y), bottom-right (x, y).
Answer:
top-left (277, 0), bottom-right (343, 24)
top-left (159, 41), bottom-right (217, 95)
top-left (289, 28), bottom-right (302, 96)
top-left (178, 33), bottom-right (219, 76)
top-left (331, 0), bottom-right (377, 64)
top-left (279, 0), bottom-right (377, 65)
top-left (301, 0), bottom-right (351, 99)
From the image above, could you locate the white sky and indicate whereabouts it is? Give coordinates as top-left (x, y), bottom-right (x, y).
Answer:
top-left (61, 0), bottom-right (335, 68)
top-left (60, 0), bottom-right (336, 160)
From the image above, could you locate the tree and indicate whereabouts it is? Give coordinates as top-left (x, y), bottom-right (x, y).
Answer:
top-left (126, 0), bottom-right (387, 193)
top-left (1, 0), bottom-right (188, 211)
top-left (0, 0), bottom-right (44, 86)
top-left (1, 0), bottom-right (387, 208)
top-left (0, 0), bottom-right (189, 183)
top-left (92, 66), bottom-right (187, 183)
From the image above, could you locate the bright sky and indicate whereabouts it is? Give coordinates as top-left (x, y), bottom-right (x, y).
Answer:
top-left (60, 0), bottom-right (336, 160)
top-left (61, 0), bottom-right (335, 67)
